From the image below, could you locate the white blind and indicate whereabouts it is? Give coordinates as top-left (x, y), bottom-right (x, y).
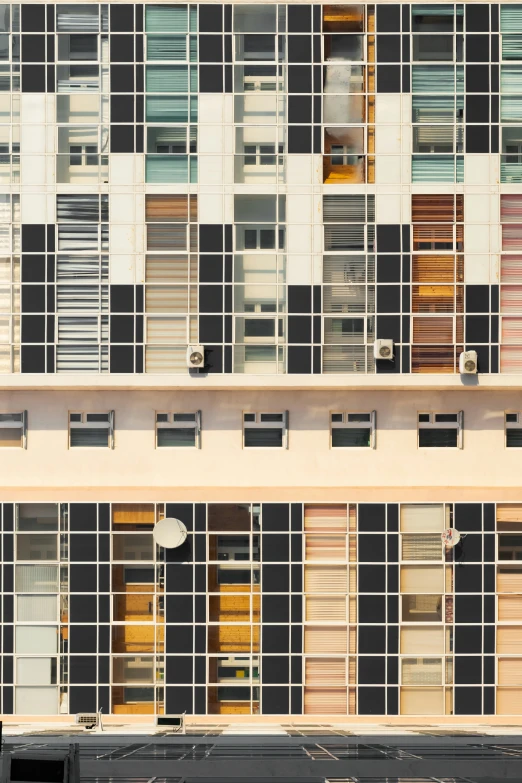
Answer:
top-left (15, 565), bottom-right (59, 593)
top-left (304, 565), bottom-right (347, 594)
top-left (400, 686), bottom-right (444, 715)
top-left (16, 657), bottom-right (54, 686)
top-left (400, 565), bottom-right (444, 593)
top-left (16, 595), bottom-right (57, 622)
top-left (15, 686), bottom-right (59, 715)
top-left (304, 627), bottom-right (347, 654)
top-left (306, 595), bottom-right (346, 622)
top-left (145, 346), bottom-right (186, 373)
top-left (15, 626), bottom-right (58, 654)
top-left (400, 504), bottom-right (446, 532)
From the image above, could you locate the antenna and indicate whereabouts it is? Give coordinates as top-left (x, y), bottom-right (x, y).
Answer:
top-left (153, 517), bottom-right (188, 549)
top-left (441, 528), bottom-right (461, 548)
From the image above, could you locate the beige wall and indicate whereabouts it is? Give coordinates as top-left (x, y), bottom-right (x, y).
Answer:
top-left (0, 389), bottom-right (520, 494)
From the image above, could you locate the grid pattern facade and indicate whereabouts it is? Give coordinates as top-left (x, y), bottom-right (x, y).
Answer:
top-left (1, 2), bottom-right (522, 374)
top-left (3, 500), bottom-right (522, 718)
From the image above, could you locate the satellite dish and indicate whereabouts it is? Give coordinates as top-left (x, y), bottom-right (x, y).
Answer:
top-left (154, 517), bottom-right (188, 549)
top-left (441, 528), bottom-right (461, 548)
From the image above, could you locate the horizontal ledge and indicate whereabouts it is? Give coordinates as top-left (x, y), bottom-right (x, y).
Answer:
top-left (0, 373), bottom-right (520, 391)
top-left (2, 487), bottom-right (522, 502)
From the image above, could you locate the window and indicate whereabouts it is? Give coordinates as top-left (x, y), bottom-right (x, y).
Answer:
top-left (68, 411), bottom-right (114, 448)
top-left (243, 411), bottom-right (288, 448)
top-left (330, 411), bottom-right (376, 448)
top-left (243, 143), bottom-right (284, 167)
top-left (155, 411), bottom-right (201, 448)
top-left (418, 412), bottom-right (463, 448)
top-left (0, 410), bottom-right (26, 447)
top-left (69, 144), bottom-right (98, 166)
top-left (506, 412), bottom-right (522, 447)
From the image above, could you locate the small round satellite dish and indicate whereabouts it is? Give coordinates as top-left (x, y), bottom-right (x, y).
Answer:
top-left (154, 517), bottom-right (188, 549)
top-left (441, 528), bottom-right (461, 548)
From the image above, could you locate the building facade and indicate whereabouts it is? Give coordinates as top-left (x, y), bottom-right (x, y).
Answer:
top-left (1, 0), bottom-right (522, 721)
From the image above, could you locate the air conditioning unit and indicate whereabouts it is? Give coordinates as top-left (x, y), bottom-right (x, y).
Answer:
top-left (187, 345), bottom-right (205, 369)
top-left (459, 350), bottom-right (478, 374)
top-left (373, 339), bottom-right (394, 360)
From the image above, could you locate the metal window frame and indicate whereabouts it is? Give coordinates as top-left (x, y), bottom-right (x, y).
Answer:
top-left (0, 409), bottom-right (27, 449)
top-left (242, 410), bottom-right (289, 449)
top-left (68, 410), bottom-right (114, 449)
top-left (330, 410), bottom-right (376, 449)
top-left (155, 410), bottom-right (201, 449)
top-left (417, 411), bottom-right (463, 449)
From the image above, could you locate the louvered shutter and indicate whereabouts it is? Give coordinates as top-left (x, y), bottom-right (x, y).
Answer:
top-left (499, 595), bottom-right (522, 619)
top-left (304, 627), bottom-right (347, 654)
top-left (145, 346), bottom-right (186, 373)
top-left (400, 687), bottom-right (444, 715)
top-left (306, 596), bottom-right (346, 621)
top-left (497, 570), bottom-right (522, 593)
top-left (304, 565), bottom-right (347, 593)
top-left (497, 627), bottom-right (522, 654)
top-left (499, 659), bottom-right (522, 685)
top-left (305, 658), bottom-right (346, 686)
top-left (304, 688), bottom-right (347, 714)
top-left (497, 688), bottom-right (522, 715)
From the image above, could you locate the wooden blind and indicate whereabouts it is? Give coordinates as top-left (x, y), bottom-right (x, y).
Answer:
top-left (305, 658), bottom-right (346, 686)
top-left (112, 504), bottom-right (155, 525)
top-left (412, 346), bottom-right (455, 374)
top-left (412, 194), bottom-right (459, 223)
top-left (499, 658), bottom-right (522, 686)
top-left (145, 255), bottom-right (189, 283)
top-left (498, 627), bottom-right (522, 654)
top-left (349, 536), bottom-right (357, 562)
top-left (304, 687), bottom-right (347, 715)
top-left (400, 626), bottom-right (444, 654)
top-left (349, 596), bottom-right (357, 622)
top-left (412, 285), bottom-right (455, 313)
top-left (497, 569), bottom-right (522, 593)
top-left (304, 626), bottom-right (347, 654)
top-left (306, 595), bottom-right (346, 622)
top-left (412, 255), bottom-right (463, 283)
top-left (349, 565), bottom-right (357, 592)
top-left (497, 504), bottom-right (522, 522)
top-left (304, 504), bottom-right (348, 532)
top-left (400, 686), bottom-right (444, 715)
top-left (304, 565), bottom-right (347, 593)
top-left (501, 346), bottom-right (522, 374)
top-left (400, 565), bottom-right (444, 593)
top-left (499, 595), bottom-right (522, 620)
top-left (146, 194), bottom-right (188, 222)
top-left (400, 504), bottom-right (445, 532)
top-left (305, 535), bottom-right (346, 561)
top-left (412, 316), bottom-right (454, 344)
top-left (496, 688), bottom-right (522, 715)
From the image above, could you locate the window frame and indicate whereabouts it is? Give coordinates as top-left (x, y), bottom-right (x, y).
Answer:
top-left (242, 411), bottom-right (289, 449)
top-left (0, 410), bottom-right (27, 449)
top-left (330, 410), bottom-right (376, 449)
top-left (155, 410), bottom-right (201, 449)
top-left (68, 410), bottom-right (114, 449)
top-left (417, 411), bottom-right (463, 449)
top-left (505, 411), bottom-right (522, 448)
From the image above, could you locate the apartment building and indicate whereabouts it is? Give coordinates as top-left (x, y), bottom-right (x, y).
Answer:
top-left (1, 0), bottom-right (522, 722)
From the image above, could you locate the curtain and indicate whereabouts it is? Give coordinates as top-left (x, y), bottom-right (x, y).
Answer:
top-left (400, 626), bottom-right (444, 654)
top-left (400, 565), bottom-right (444, 593)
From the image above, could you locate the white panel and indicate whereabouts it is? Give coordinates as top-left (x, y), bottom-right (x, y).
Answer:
top-left (376, 94), bottom-right (401, 124)
top-left (490, 224), bottom-right (501, 254)
top-left (21, 94), bottom-right (46, 125)
top-left (198, 125), bottom-right (224, 154)
top-left (110, 154), bottom-right (135, 186)
top-left (21, 156), bottom-right (46, 185)
top-left (402, 194), bottom-right (411, 224)
top-left (465, 194), bottom-right (490, 224)
top-left (199, 94), bottom-right (224, 124)
top-left (464, 154), bottom-right (490, 185)
top-left (491, 254), bottom-right (500, 283)
top-left (17, 657), bottom-right (53, 685)
top-left (21, 124), bottom-right (45, 154)
top-left (198, 193), bottom-right (223, 224)
top-left (401, 155), bottom-right (412, 183)
top-left (286, 195), bottom-right (313, 225)
top-left (375, 126), bottom-right (401, 155)
top-left (287, 224), bottom-right (312, 254)
top-left (223, 194), bottom-right (234, 224)
top-left (401, 94), bottom-right (412, 125)
top-left (21, 195), bottom-right (47, 224)
top-left (46, 193), bottom-right (56, 224)
top-left (375, 156), bottom-right (401, 184)
top-left (15, 626), bottom-right (58, 654)
top-left (313, 254), bottom-right (322, 284)
top-left (286, 154), bottom-right (313, 185)
top-left (15, 686), bottom-right (58, 715)
top-left (490, 154), bottom-right (499, 186)
top-left (111, 194), bottom-right (135, 223)
top-left (464, 254), bottom-right (490, 284)
top-left (464, 224), bottom-right (489, 254)
top-left (198, 156), bottom-right (223, 185)
top-left (110, 255), bottom-right (135, 284)
top-left (287, 255), bottom-right (312, 284)
top-left (376, 194), bottom-right (401, 224)
top-left (16, 595), bottom-right (57, 622)
top-left (110, 225), bottom-right (135, 255)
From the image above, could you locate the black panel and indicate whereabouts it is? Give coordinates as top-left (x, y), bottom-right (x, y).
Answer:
top-left (262, 625), bottom-right (289, 653)
top-left (466, 34), bottom-right (489, 62)
top-left (377, 35), bottom-right (401, 62)
top-left (455, 564), bottom-right (482, 592)
top-left (455, 686), bottom-right (482, 715)
top-left (359, 656), bottom-right (385, 685)
top-left (455, 625), bottom-right (482, 653)
top-left (359, 534), bottom-right (386, 562)
top-left (377, 225), bottom-right (401, 253)
top-left (70, 564), bottom-right (97, 592)
top-left (262, 686), bottom-right (289, 714)
top-left (358, 687), bottom-right (386, 715)
top-left (70, 656), bottom-right (97, 684)
top-left (166, 656), bottom-right (193, 685)
top-left (69, 686), bottom-right (96, 713)
top-left (199, 65), bottom-right (223, 93)
top-left (21, 345), bottom-right (46, 373)
top-left (455, 595), bottom-right (482, 623)
top-left (22, 4), bottom-right (45, 31)
top-left (376, 4), bottom-right (400, 31)
top-left (288, 345), bottom-right (312, 373)
top-left (262, 504), bottom-right (290, 532)
top-left (262, 656), bottom-right (290, 684)
top-left (466, 64), bottom-right (489, 92)
top-left (359, 594), bottom-right (386, 623)
top-left (262, 595), bottom-right (289, 623)
top-left (70, 503), bottom-right (97, 532)
top-left (262, 564), bottom-right (289, 592)
top-left (69, 626), bottom-right (97, 654)
top-left (358, 504), bottom-right (386, 531)
top-left (110, 35), bottom-right (134, 62)
top-left (165, 686), bottom-right (193, 714)
top-left (166, 625), bottom-right (193, 653)
top-left (198, 35), bottom-right (222, 62)
top-left (262, 534), bottom-right (289, 562)
top-left (466, 124), bottom-right (489, 153)
top-left (376, 65), bottom-right (400, 92)
top-left (70, 534), bottom-right (97, 562)
top-left (288, 125), bottom-right (312, 153)
top-left (110, 64), bottom-right (134, 91)
top-left (71, 595), bottom-right (97, 624)
top-left (359, 564), bottom-right (386, 592)
top-left (200, 315), bottom-right (223, 342)
top-left (289, 65), bottom-right (312, 93)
